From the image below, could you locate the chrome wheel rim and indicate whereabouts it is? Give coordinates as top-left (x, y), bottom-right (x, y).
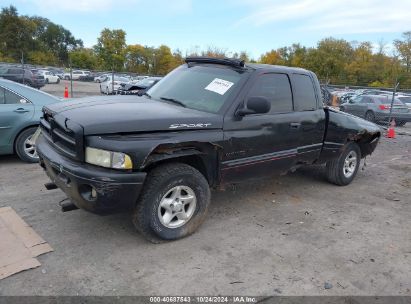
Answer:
top-left (157, 186), bottom-right (197, 229)
top-left (24, 135), bottom-right (38, 159)
top-left (343, 150), bottom-right (357, 178)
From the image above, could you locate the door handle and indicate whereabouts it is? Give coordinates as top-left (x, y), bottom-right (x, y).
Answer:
top-left (289, 122), bottom-right (301, 129)
top-left (14, 108), bottom-right (30, 113)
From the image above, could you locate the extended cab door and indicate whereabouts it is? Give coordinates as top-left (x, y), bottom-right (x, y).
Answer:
top-left (289, 73), bottom-right (326, 163)
top-left (221, 73), bottom-right (301, 182)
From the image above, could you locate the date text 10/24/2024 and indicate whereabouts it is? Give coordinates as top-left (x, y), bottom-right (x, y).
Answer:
top-left (149, 296), bottom-right (257, 303)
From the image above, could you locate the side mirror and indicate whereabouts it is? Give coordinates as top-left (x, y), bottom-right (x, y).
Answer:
top-left (236, 96), bottom-right (271, 116)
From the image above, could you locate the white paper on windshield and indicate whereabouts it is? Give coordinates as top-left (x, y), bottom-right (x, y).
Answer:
top-left (205, 78), bottom-right (234, 95)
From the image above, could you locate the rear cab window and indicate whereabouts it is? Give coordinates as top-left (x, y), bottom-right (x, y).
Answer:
top-left (292, 74), bottom-right (318, 111)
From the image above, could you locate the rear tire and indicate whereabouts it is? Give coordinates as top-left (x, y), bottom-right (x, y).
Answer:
top-left (397, 120), bottom-right (406, 127)
top-left (325, 142), bottom-right (361, 186)
top-left (56, 78), bottom-right (60, 84)
top-left (365, 111), bottom-right (375, 122)
top-left (15, 127), bottom-right (39, 163)
top-left (133, 163), bottom-right (210, 243)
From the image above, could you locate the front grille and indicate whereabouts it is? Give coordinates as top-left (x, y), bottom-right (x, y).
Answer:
top-left (40, 111), bottom-right (84, 161)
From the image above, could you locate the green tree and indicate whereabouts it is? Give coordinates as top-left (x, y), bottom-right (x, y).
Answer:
top-left (94, 28), bottom-right (127, 71)
top-left (69, 48), bottom-right (98, 69)
top-left (259, 49), bottom-right (285, 65)
top-left (305, 38), bottom-right (353, 82)
top-left (394, 31), bottom-right (411, 72)
top-left (154, 45), bottom-right (178, 75)
top-left (125, 44), bottom-right (152, 74)
top-left (0, 6), bottom-right (35, 61)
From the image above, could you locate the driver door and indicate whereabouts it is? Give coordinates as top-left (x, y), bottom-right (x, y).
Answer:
top-left (221, 73), bottom-right (299, 182)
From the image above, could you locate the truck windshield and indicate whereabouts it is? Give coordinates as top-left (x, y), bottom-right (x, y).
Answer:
top-left (147, 65), bottom-right (246, 113)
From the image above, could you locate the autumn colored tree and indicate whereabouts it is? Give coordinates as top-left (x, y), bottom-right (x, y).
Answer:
top-left (394, 31), bottom-right (411, 73)
top-left (69, 48), bottom-right (98, 69)
top-left (94, 28), bottom-right (127, 71)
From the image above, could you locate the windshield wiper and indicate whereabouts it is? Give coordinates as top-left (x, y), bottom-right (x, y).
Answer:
top-left (160, 97), bottom-right (186, 107)
top-left (143, 92), bottom-right (152, 98)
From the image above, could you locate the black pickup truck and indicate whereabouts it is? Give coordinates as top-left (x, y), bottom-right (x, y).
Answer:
top-left (36, 57), bottom-right (381, 242)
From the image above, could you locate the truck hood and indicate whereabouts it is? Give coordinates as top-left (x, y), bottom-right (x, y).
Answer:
top-left (45, 96), bottom-right (222, 135)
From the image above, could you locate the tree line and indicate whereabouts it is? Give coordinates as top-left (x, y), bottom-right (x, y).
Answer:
top-left (2, 5), bottom-right (411, 87)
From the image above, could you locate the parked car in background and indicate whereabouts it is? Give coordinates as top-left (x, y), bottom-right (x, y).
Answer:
top-left (0, 67), bottom-right (45, 89)
top-left (0, 79), bottom-right (60, 162)
top-left (36, 70), bottom-right (60, 84)
top-left (340, 94), bottom-right (411, 126)
top-left (397, 94), bottom-right (411, 110)
top-left (94, 73), bottom-right (111, 83)
top-left (118, 77), bottom-right (162, 95)
top-left (63, 70), bottom-right (91, 80)
top-left (100, 76), bottom-right (130, 94)
top-left (78, 73), bottom-right (96, 82)
top-left (47, 68), bottom-right (64, 79)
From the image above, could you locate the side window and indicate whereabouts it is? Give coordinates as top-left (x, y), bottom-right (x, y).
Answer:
top-left (4, 89), bottom-right (24, 104)
top-left (0, 87), bottom-right (5, 104)
top-left (9, 68), bottom-right (22, 74)
top-left (351, 96), bottom-right (361, 103)
top-left (360, 97), bottom-right (369, 104)
top-left (248, 73), bottom-right (293, 113)
top-left (292, 74), bottom-right (317, 111)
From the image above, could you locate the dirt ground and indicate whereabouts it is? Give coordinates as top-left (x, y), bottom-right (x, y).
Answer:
top-left (42, 79), bottom-right (102, 98)
top-left (0, 139), bottom-right (410, 296)
top-left (0, 84), bottom-right (410, 296)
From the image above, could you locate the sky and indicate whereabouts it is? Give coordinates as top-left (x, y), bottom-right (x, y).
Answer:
top-left (3, 0), bottom-right (411, 58)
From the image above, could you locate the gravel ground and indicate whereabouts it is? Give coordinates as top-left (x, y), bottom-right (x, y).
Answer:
top-left (0, 133), bottom-right (410, 296)
top-left (42, 80), bottom-right (102, 98)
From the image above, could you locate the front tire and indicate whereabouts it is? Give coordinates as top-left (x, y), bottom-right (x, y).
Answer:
top-left (133, 163), bottom-right (210, 242)
top-left (325, 142), bottom-right (361, 186)
top-left (15, 127), bottom-right (39, 163)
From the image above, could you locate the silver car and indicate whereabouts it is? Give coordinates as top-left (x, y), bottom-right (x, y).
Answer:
top-left (340, 94), bottom-right (411, 126)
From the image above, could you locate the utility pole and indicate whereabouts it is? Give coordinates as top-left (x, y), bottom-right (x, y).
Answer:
top-left (21, 51), bottom-right (25, 85)
top-left (69, 60), bottom-right (73, 98)
top-left (111, 65), bottom-right (114, 94)
top-left (387, 80), bottom-right (400, 129)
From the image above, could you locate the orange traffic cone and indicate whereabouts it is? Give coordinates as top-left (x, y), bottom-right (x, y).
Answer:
top-left (64, 86), bottom-right (69, 98)
top-left (386, 119), bottom-right (396, 138)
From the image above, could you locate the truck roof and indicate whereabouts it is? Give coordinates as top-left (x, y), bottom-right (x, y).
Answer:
top-left (185, 56), bottom-right (311, 74)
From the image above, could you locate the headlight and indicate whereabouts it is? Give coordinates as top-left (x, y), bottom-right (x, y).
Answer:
top-left (85, 147), bottom-right (133, 169)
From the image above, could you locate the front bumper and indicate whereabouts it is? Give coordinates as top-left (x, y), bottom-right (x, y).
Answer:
top-left (37, 135), bottom-right (146, 215)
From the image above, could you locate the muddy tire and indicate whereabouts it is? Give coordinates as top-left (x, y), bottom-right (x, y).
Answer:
top-left (15, 127), bottom-right (39, 163)
top-left (133, 163), bottom-right (210, 243)
top-left (325, 142), bottom-right (361, 186)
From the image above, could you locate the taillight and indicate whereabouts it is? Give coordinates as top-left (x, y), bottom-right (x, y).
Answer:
top-left (379, 105), bottom-right (390, 110)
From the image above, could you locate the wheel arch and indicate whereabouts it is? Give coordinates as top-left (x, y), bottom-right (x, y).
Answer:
top-left (346, 131), bottom-right (381, 159)
top-left (13, 124), bottom-right (39, 152)
top-left (141, 142), bottom-right (221, 187)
